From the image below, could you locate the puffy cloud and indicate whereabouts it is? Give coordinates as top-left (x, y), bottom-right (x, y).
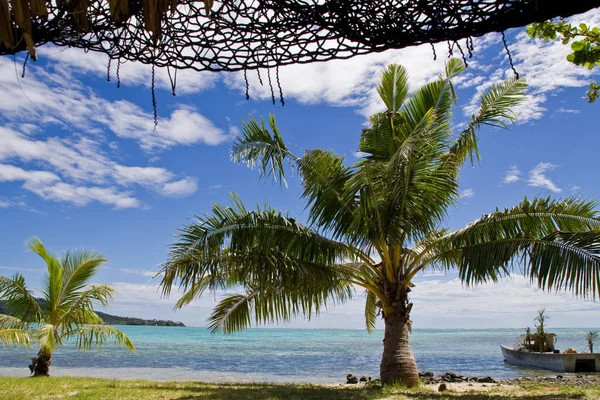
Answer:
top-left (459, 188), bottom-right (475, 199)
top-left (162, 178), bottom-right (198, 197)
top-left (528, 162), bottom-right (561, 193)
top-left (0, 164), bottom-right (139, 209)
top-left (0, 57), bottom-right (228, 151)
top-left (0, 127), bottom-right (200, 208)
top-left (503, 165), bottom-right (521, 184)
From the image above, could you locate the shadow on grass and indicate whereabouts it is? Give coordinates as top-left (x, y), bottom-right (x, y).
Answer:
top-left (401, 393), bottom-right (586, 400)
top-left (134, 382), bottom-right (590, 400)
top-left (137, 383), bottom-right (384, 400)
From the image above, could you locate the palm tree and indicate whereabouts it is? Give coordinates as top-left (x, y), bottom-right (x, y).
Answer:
top-left (0, 239), bottom-right (135, 376)
top-left (159, 59), bottom-right (600, 386)
top-left (586, 330), bottom-right (598, 353)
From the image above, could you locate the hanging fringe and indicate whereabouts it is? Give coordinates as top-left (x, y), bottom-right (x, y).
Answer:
top-left (21, 53), bottom-right (29, 78)
top-left (276, 65), bottom-right (284, 106)
top-left (257, 69), bottom-right (264, 86)
top-left (167, 65), bottom-right (177, 96)
top-left (244, 69), bottom-right (249, 100)
top-left (502, 31), bottom-right (519, 79)
top-left (116, 59), bottom-right (121, 88)
top-left (431, 42), bottom-right (437, 61)
top-left (455, 41), bottom-right (467, 67)
top-left (107, 57), bottom-right (111, 82)
top-left (151, 63), bottom-right (158, 131)
top-left (267, 67), bottom-right (275, 105)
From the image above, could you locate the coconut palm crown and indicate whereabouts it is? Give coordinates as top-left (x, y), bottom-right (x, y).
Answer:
top-left (0, 239), bottom-right (135, 376)
top-left (159, 59), bottom-right (600, 386)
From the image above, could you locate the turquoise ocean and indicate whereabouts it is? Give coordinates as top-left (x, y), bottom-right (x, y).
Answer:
top-left (0, 327), bottom-right (595, 383)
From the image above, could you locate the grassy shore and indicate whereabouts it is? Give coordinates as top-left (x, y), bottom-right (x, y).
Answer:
top-left (1, 377), bottom-right (600, 400)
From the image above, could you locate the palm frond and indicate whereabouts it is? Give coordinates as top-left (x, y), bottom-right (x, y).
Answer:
top-left (231, 114), bottom-right (297, 186)
top-left (0, 329), bottom-right (30, 347)
top-left (27, 238), bottom-right (64, 313)
top-left (207, 292), bottom-right (256, 334)
top-left (60, 250), bottom-right (107, 306)
top-left (0, 314), bottom-right (26, 329)
top-left (37, 324), bottom-right (58, 353)
top-left (364, 290), bottom-right (377, 333)
top-left (174, 276), bottom-right (211, 308)
top-left (160, 194), bottom-right (356, 296)
top-left (413, 196), bottom-right (600, 298)
top-left (377, 64), bottom-right (409, 113)
top-left (69, 325), bottom-right (135, 352)
top-left (451, 78), bottom-right (527, 165)
top-left (0, 274), bottom-right (42, 323)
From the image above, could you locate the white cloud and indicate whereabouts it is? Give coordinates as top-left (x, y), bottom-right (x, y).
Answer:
top-left (528, 162), bottom-right (561, 193)
top-left (462, 8), bottom-right (600, 124)
top-left (162, 178), bottom-right (198, 197)
top-left (0, 57), bottom-right (228, 151)
top-left (208, 184), bottom-right (223, 190)
top-left (459, 188), bottom-right (475, 199)
top-left (503, 165), bottom-right (521, 184)
top-left (0, 127), bottom-right (199, 207)
top-left (570, 185), bottom-right (581, 192)
top-left (557, 107), bottom-right (581, 114)
top-left (0, 164), bottom-right (140, 209)
top-left (38, 46), bottom-right (218, 95)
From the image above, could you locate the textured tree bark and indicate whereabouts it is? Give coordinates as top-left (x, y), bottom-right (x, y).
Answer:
top-left (29, 351), bottom-right (52, 377)
top-left (380, 313), bottom-right (419, 386)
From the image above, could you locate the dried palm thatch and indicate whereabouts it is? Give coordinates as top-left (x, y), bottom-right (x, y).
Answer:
top-left (0, 1), bottom-right (598, 70)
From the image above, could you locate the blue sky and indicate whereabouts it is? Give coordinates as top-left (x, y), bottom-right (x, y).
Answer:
top-left (1, 9), bottom-right (600, 330)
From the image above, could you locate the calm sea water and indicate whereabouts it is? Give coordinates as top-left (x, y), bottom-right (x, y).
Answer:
top-left (0, 327), bottom-right (595, 383)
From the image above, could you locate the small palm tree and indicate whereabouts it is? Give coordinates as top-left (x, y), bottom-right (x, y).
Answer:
top-left (0, 239), bottom-right (135, 376)
top-left (586, 330), bottom-right (598, 353)
top-left (160, 59), bottom-right (600, 386)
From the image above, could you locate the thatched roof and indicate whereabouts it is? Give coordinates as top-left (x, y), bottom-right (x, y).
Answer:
top-left (1, 0), bottom-right (599, 71)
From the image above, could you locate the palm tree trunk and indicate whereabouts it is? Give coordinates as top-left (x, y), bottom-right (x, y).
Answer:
top-left (380, 313), bottom-right (419, 386)
top-left (29, 351), bottom-right (52, 376)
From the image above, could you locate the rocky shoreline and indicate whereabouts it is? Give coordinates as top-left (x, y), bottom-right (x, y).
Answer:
top-left (345, 371), bottom-right (600, 387)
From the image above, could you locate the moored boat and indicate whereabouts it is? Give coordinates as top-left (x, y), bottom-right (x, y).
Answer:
top-left (501, 345), bottom-right (600, 372)
top-left (501, 333), bottom-right (600, 373)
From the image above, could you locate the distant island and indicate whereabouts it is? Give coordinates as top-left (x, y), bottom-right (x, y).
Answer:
top-left (0, 300), bottom-right (185, 327)
top-left (94, 311), bottom-right (185, 327)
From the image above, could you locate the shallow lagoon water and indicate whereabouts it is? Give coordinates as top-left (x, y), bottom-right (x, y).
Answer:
top-left (0, 327), bottom-right (594, 383)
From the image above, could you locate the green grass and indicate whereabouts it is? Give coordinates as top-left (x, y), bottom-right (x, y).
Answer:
top-left (1, 377), bottom-right (600, 399)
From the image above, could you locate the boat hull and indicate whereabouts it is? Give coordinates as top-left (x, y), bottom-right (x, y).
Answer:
top-left (501, 345), bottom-right (600, 372)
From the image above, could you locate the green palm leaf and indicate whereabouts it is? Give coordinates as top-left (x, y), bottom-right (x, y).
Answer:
top-left (0, 328), bottom-right (30, 347)
top-left (0, 274), bottom-right (42, 323)
top-left (70, 325), bottom-right (135, 352)
top-left (231, 115), bottom-right (296, 186)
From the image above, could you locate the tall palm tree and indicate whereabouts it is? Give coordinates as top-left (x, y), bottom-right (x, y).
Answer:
top-left (0, 239), bottom-right (135, 376)
top-left (159, 59), bottom-right (600, 386)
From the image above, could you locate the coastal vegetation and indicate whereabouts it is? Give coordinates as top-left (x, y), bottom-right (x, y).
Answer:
top-left (94, 311), bottom-right (185, 327)
top-left (586, 330), bottom-right (598, 353)
top-left (2, 376), bottom-right (600, 400)
top-left (160, 58), bottom-right (600, 386)
top-left (0, 239), bottom-right (135, 375)
top-left (0, 301), bottom-right (185, 327)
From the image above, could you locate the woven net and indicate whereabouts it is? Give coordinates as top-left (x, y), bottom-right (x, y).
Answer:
top-left (2, 0), bottom-right (599, 72)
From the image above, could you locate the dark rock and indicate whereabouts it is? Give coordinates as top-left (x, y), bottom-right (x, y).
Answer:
top-left (469, 377), bottom-right (478, 382)
top-left (438, 383), bottom-right (447, 392)
top-left (419, 371), bottom-right (434, 378)
top-left (359, 376), bottom-right (368, 382)
top-left (346, 374), bottom-right (358, 384)
top-left (477, 377), bottom-right (495, 383)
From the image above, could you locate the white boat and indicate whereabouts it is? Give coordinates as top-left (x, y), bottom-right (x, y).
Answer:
top-left (501, 333), bottom-right (600, 372)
